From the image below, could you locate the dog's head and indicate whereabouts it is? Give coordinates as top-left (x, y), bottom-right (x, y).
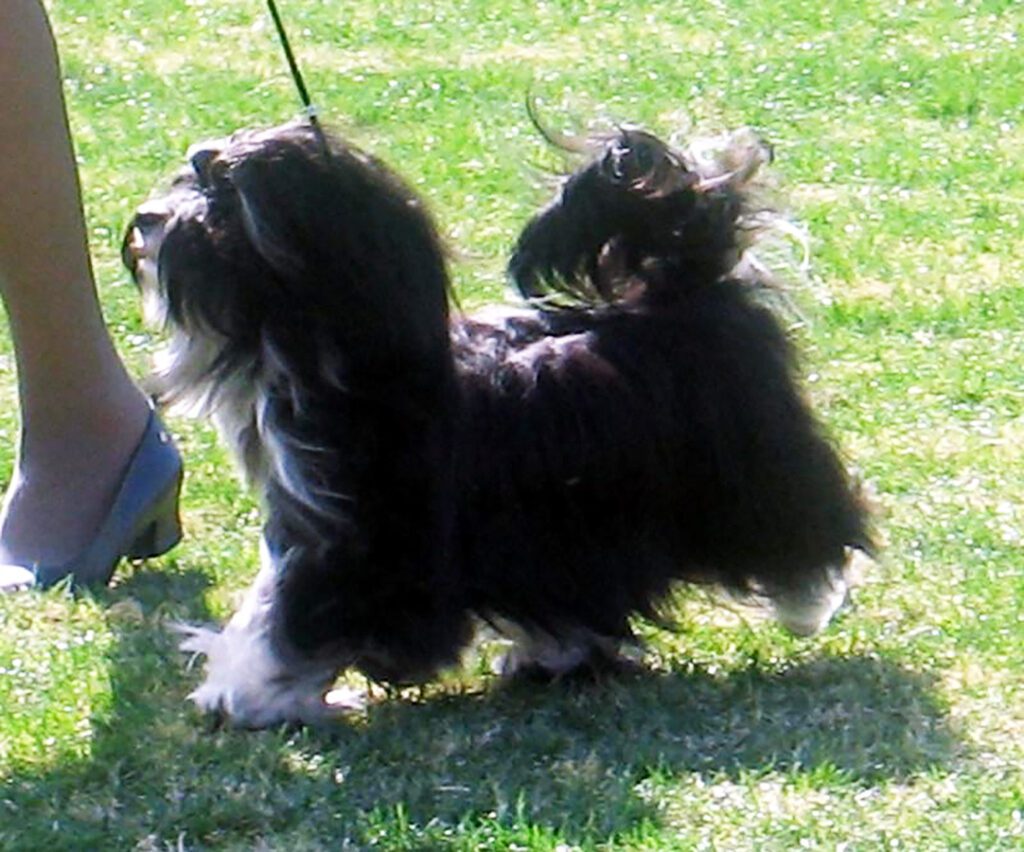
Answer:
top-left (510, 124), bottom-right (773, 303)
top-left (123, 121), bottom-right (451, 411)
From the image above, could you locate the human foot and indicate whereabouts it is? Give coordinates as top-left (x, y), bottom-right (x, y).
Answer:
top-left (0, 403), bottom-right (183, 589)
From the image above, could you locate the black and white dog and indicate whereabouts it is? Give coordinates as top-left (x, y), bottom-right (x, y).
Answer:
top-left (123, 120), bottom-right (871, 727)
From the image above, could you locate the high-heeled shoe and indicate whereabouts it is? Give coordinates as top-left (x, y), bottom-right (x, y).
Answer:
top-left (0, 409), bottom-right (183, 592)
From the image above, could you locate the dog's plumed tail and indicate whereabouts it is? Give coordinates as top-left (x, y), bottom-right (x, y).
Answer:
top-left (509, 126), bottom-right (774, 305)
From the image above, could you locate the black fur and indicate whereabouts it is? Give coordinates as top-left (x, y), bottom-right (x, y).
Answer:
top-left (125, 121), bottom-right (870, 701)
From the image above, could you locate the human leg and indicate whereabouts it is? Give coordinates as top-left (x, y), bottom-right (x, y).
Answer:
top-left (0, 0), bottom-right (180, 587)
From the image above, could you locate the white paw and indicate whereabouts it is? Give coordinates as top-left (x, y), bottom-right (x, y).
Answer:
top-left (770, 561), bottom-right (855, 637)
top-left (172, 621), bottom-right (359, 728)
top-left (175, 622), bottom-right (220, 656)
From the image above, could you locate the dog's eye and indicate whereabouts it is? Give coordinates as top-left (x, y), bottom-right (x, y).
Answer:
top-left (187, 141), bottom-right (228, 187)
top-left (190, 149), bottom-right (217, 182)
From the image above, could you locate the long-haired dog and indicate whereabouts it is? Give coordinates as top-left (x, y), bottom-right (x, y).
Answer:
top-left (123, 119), bottom-right (871, 728)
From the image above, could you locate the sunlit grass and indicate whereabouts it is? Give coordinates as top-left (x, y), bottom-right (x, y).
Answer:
top-left (1, 0), bottom-right (1022, 848)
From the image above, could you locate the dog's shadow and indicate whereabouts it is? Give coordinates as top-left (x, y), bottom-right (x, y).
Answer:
top-left (4, 569), bottom-right (959, 847)
top-left (334, 652), bottom-right (957, 837)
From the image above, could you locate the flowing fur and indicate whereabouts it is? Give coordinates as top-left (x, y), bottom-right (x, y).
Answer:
top-left (124, 121), bottom-right (871, 727)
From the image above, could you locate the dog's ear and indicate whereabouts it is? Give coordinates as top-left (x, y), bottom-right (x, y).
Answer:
top-left (227, 146), bottom-right (321, 283)
top-left (223, 129), bottom-right (453, 359)
top-left (156, 208), bottom-right (265, 341)
top-left (226, 134), bottom-right (445, 291)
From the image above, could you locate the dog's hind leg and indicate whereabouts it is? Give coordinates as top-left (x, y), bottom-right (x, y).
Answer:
top-left (496, 624), bottom-right (640, 682)
top-left (175, 537), bottom-right (363, 728)
top-left (767, 556), bottom-right (857, 637)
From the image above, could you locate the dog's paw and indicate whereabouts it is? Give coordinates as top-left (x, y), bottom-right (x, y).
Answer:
top-left (323, 685), bottom-right (367, 712)
top-left (171, 621), bottom-right (359, 728)
top-left (173, 622), bottom-right (219, 656)
top-left (496, 630), bottom-right (641, 683)
top-left (769, 557), bottom-right (860, 637)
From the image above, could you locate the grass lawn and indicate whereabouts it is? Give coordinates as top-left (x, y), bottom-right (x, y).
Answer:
top-left (2, 0), bottom-right (1023, 848)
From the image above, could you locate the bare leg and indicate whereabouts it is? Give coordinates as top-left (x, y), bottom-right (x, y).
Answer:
top-left (0, 0), bottom-right (151, 568)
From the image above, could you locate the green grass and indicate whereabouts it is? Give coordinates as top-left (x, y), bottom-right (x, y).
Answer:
top-left (2, 0), bottom-right (1023, 848)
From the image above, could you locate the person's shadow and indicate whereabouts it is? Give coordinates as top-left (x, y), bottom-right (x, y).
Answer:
top-left (3, 564), bottom-right (959, 849)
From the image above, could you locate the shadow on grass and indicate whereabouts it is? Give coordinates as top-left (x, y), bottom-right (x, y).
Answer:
top-left (2, 572), bottom-right (960, 848)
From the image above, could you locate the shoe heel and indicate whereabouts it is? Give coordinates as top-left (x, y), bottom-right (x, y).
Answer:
top-left (125, 476), bottom-right (183, 559)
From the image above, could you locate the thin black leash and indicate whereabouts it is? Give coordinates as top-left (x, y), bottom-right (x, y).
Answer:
top-left (265, 0), bottom-right (330, 154)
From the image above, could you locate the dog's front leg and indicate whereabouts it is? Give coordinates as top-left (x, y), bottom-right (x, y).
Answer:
top-left (175, 536), bottom-right (364, 728)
